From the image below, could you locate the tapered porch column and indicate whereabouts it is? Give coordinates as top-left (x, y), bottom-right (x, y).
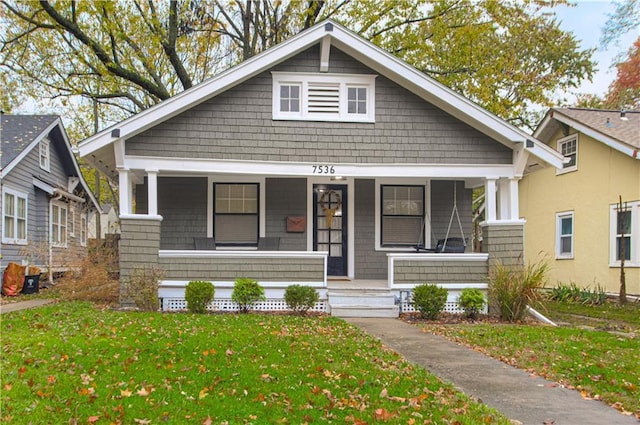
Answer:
top-left (509, 178), bottom-right (519, 220)
top-left (146, 169), bottom-right (159, 216)
top-left (118, 168), bottom-right (132, 215)
top-left (485, 178), bottom-right (497, 222)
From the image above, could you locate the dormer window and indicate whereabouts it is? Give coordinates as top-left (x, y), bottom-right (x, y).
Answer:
top-left (272, 72), bottom-right (375, 122)
top-left (39, 138), bottom-right (50, 171)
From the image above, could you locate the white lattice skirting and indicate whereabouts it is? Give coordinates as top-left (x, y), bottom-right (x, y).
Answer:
top-left (163, 298), bottom-right (328, 313)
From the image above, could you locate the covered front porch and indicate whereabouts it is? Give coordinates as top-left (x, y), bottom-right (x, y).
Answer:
top-left (154, 249), bottom-right (489, 317)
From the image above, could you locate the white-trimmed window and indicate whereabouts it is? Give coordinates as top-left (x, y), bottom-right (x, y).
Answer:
top-left (2, 188), bottom-right (28, 245)
top-left (213, 183), bottom-right (259, 246)
top-left (557, 134), bottom-right (577, 174)
top-left (556, 211), bottom-right (574, 259)
top-left (80, 213), bottom-right (87, 246)
top-left (39, 138), bottom-right (50, 171)
top-left (69, 209), bottom-right (76, 237)
top-left (380, 185), bottom-right (424, 247)
top-left (51, 202), bottom-right (68, 247)
top-left (610, 201), bottom-right (639, 267)
top-left (272, 72), bottom-right (376, 122)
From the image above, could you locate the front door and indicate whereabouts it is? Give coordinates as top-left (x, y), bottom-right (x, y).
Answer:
top-left (313, 185), bottom-right (347, 276)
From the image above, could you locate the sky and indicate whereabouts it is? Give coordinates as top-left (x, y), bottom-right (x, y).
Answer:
top-left (551, 0), bottom-right (639, 103)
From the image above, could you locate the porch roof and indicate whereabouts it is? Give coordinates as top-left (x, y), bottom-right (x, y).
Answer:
top-left (78, 20), bottom-right (565, 181)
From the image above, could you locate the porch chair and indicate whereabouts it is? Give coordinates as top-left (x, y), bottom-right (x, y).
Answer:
top-left (194, 237), bottom-right (216, 250)
top-left (257, 237), bottom-right (280, 250)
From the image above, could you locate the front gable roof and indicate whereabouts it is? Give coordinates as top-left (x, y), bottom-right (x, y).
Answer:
top-left (1, 114), bottom-right (58, 170)
top-left (1, 114), bottom-right (100, 210)
top-left (534, 108), bottom-right (640, 160)
top-left (79, 19), bottom-right (564, 177)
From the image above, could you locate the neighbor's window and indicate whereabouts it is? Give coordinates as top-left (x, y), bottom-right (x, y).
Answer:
top-left (214, 183), bottom-right (259, 246)
top-left (2, 188), bottom-right (28, 245)
top-left (39, 138), bottom-right (50, 171)
top-left (610, 201), bottom-right (639, 267)
top-left (556, 211), bottom-right (574, 259)
top-left (381, 185), bottom-right (424, 247)
top-left (51, 202), bottom-right (68, 247)
top-left (69, 209), bottom-right (76, 237)
top-left (80, 213), bottom-right (88, 246)
top-left (557, 134), bottom-right (577, 173)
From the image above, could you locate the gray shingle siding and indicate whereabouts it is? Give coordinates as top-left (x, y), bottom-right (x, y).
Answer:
top-left (265, 178), bottom-right (307, 251)
top-left (126, 45), bottom-right (511, 165)
top-left (429, 181), bottom-right (472, 246)
top-left (159, 256), bottom-right (324, 281)
top-left (481, 223), bottom-right (524, 266)
top-left (136, 177), bottom-right (208, 250)
top-left (394, 260), bottom-right (488, 284)
top-left (354, 179), bottom-right (387, 279)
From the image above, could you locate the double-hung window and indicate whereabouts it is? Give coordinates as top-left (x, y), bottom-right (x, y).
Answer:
top-left (2, 188), bottom-right (28, 245)
top-left (213, 183), bottom-right (259, 246)
top-left (380, 185), bottom-right (424, 247)
top-left (51, 202), bottom-right (68, 247)
top-left (610, 201), bottom-right (639, 266)
top-left (557, 134), bottom-right (578, 174)
top-left (40, 138), bottom-right (50, 171)
top-left (272, 72), bottom-right (376, 122)
top-left (80, 213), bottom-right (88, 246)
top-left (556, 211), bottom-right (574, 259)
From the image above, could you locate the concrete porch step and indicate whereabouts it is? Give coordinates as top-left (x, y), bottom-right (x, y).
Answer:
top-left (328, 289), bottom-right (399, 318)
top-left (330, 304), bottom-right (400, 318)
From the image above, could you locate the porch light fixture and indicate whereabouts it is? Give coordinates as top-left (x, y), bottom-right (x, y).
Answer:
top-left (331, 176), bottom-right (345, 181)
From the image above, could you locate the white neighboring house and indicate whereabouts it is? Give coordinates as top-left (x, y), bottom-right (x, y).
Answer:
top-left (88, 203), bottom-right (120, 240)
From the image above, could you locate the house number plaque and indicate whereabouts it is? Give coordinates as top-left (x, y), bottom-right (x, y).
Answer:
top-left (312, 165), bottom-right (335, 174)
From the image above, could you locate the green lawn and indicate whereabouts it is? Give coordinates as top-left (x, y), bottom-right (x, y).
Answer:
top-left (423, 310), bottom-right (640, 418)
top-left (543, 299), bottom-right (640, 330)
top-left (1, 302), bottom-right (511, 424)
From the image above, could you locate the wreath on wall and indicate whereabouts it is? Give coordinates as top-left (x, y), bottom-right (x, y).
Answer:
top-left (319, 190), bottom-right (342, 228)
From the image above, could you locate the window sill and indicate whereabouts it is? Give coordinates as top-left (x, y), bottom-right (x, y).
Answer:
top-left (555, 255), bottom-right (574, 260)
top-left (556, 167), bottom-right (577, 175)
top-left (609, 262), bottom-right (640, 268)
top-left (1, 239), bottom-right (28, 245)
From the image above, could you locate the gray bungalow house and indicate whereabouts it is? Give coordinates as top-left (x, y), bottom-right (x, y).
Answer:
top-left (79, 20), bottom-right (564, 316)
top-left (1, 114), bottom-right (100, 284)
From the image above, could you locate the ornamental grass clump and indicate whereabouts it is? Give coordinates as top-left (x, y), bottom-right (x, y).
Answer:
top-left (412, 284), bottom-right (448, 320)
top-left (232, 278), bottom-right (266, 313)
top-left (128, 266), bottom-right (164, 312)
top-left (185, 280), bottom-right (215, 314)
top-left (457, 288), bottom-right (486, 320)
top-left (284, 284), bottom-right (319, 315)
top-left (488, 259), bottom-right (549, 322)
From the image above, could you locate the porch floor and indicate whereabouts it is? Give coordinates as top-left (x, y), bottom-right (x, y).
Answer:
top-left (327, 279), bottom-right (388, 290)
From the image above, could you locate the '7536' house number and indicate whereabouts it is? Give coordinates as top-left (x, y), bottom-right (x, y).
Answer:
top-left (312, 165), bottom-right (336, 174)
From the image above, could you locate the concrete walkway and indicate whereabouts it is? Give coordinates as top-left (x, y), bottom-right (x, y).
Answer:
top-left (345, 317), bottom-right (638, 425)
top-left (0, 299), bottom-right (55, 314)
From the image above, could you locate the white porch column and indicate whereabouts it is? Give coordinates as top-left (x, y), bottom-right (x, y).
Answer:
top-left (498, 178), bottom-right (510, 220)
top-left (509, 178), bottom-right (520, 220)
top-left (118, 169), bottom-right (131, 215)
top-left (146, 169), bottom-right (159, 216)
top-left (485, 178), bottom-right (497, 222)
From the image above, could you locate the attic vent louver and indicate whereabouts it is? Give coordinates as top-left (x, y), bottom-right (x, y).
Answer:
top-left (111, 129), bottom-right (120, 137)
top-left (307, 82), bottom-right (340, 115)
top-left (325, 23), bottom-right (333, 31)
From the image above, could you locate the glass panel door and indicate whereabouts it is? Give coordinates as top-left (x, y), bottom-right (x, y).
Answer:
top-left (313, 185), bottom-right (347, 276)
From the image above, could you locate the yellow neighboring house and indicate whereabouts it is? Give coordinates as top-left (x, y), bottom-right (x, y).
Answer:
top-left (520, 108), bottom-right (639, 295)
